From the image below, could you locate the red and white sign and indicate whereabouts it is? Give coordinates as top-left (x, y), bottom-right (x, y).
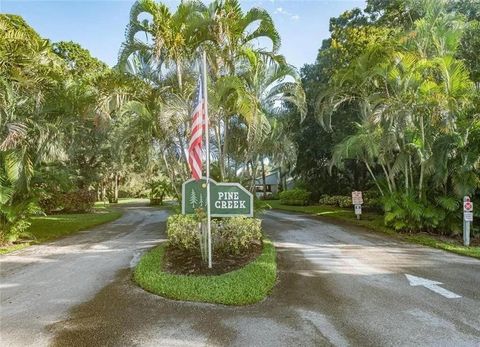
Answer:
top-left (463, 196), bottom-right (473, 212)
top-left (352, 191), bottom-right (363, 205)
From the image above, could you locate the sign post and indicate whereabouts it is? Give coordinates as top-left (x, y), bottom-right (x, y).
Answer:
top-left (352, 191), bottom-right (363, 220)
top-left (463, 196), bottom-right (473, 246)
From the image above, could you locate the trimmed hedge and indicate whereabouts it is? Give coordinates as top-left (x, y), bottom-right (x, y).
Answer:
top-left (133, 239), bottom-right (277, 305)
top-left (39, 190), bottom-right (96, 214)
top-left (167, 214), bottom-right (263, 255)
top-left (319, 194), bottom-right (351, 208)
top-left (279, 188), bottom-right (311, 206)
top-left (318, 192), bottom-right (382, 209)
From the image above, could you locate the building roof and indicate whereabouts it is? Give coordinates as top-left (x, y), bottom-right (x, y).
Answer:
top-left (255, 171), bottom-right (280, 185)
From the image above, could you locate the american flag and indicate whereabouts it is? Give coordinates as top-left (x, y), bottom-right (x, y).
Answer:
top-left (188, 76), bottom-right (204, 181)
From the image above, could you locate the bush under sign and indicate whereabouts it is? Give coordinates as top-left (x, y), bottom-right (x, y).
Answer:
top-left (182, 178), bottom-right (253, 217)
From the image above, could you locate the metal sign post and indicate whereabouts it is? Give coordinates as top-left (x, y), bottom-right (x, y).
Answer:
top-left (352, 191), bottom-right (363, 220)
top-left (201, 51), bottom-right (212, 268)
top-left (463, 196), bottom-right (473, 246)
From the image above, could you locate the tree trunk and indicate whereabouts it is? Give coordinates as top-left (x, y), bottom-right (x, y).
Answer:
top-left (176, 61), bottom-right (183, 92)
top-left (261, 157), bottom-right (267, 199)
top-left (365, 161), bottom-right (384, 196)
top-left (176, 129), bottom-right (190, 178)
top-left (101, 181), bottom-right (106, 202)
top-left (380, 163), bottom-right (393, 193)
top-left (405, 162), bottom-right (409, 192)
top-left (278, 166), bottom-right (282, 192)
top-left (215, 124), bottom-right (224, 181)
top-left (222, 117), bottom-right (229, 180)
top-left (162, 151), bottom-right (180, 200)
top-left (418, 115), bottom-right (425, 200)
top-left (114, 173), bottom-right (119, 203)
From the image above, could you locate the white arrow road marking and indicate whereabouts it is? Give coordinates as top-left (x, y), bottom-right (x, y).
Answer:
top-left (406, 274), bottom-right (461, 299)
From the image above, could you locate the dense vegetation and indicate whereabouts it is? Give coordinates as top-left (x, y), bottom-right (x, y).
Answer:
top-left (291, 0), bottom-right (479, 235)
top-left (0, 0), bottom-right (304, 244)
top-left (1, 0), bottom-right (479, 245)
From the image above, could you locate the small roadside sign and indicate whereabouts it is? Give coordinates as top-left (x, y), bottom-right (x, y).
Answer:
top-left (352, 191), bottom-right (363, 205)
top-left (354, 204), bottom-right (362, 215)
top-left (463, 196), bottom-right (473, 246)
top-left (464, 212), bottom-right (473, 222)
top-left (463, 199), bottom-right (473, 212)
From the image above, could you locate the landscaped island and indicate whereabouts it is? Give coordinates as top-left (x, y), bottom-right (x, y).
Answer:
top-left (134, 214), bottom-right (277, 305)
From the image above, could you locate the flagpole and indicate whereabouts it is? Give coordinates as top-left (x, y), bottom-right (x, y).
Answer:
top-left (202, 50), bottom-right (212, 269)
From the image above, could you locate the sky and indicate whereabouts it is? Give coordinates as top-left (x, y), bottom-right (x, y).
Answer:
top-left (1, 0), bottom-right (366, 69)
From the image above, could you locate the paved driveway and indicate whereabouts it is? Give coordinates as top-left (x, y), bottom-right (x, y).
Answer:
top-left (1, 207), bottom-right (479, 346)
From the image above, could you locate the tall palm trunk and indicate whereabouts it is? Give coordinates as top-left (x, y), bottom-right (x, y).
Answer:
top-left (176, 129), bottom-right (189, 178)
top-left (162, 151), bottom-right (180, 199)
top-left (215, 124), bottom-right (225, 180)
top-left (418, 115), bottom-right (425, 200)
top-left (114, 173), bottom-right (119, 203)
top-left (261, 157), bottom-right (267, 199)
top-left (222, 117), bottom-right (229, 180)
top-left (364, 161), bottom-right (384, 196)
top-left (176, 60), bottom-right (183, 92)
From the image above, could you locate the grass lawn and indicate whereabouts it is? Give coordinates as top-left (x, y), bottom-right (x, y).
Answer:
top-left (134, 239), bottom-right (277, 305)
top-left (263, 200), bottom-right (480, 259)
top-left (0, 208), bottom-right (122, 255)
top-left (95, 197), bottom-right (150, 207)
top-left (95, 198), bottom-right (178, 208)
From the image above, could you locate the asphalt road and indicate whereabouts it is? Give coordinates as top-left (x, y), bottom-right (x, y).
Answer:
top-left (1, 206), bottom-right (479, 346)
top-left (0, 205), bottom-right (168, 346)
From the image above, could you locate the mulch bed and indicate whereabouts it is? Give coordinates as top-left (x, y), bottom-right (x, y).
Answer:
top-left (163, 242), bottom-right (262, 276)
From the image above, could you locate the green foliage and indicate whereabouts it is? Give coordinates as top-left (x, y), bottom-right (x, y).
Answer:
top-left (382, 193), bottom-right (465, 234)
top-left (317, 192), bottom-right (381, 209)
top-left (279, 188), bottom-right (311, 206)
top-left (300, 0), bottom-right (480, 236)
top-left (39, 190), bottom-right (96, 214)
top-left (166, 214), bottom-right (199, 251)
top-left (216, 217), bottom-right (262, 255)
top-left (52, 41), bottom-right (107, 76)
top-left (0, 209), bottom-right (122, 253)
top-left (133, 239), bottom-right (277, 305)
top-left (0, 198), bottom-right (40, 243)
top-left (148, 177), bottom-right (171, 205)
top-left (167, 214), bottom-right (264, 255)
top-left (318, 194), bottom-right (351, 208)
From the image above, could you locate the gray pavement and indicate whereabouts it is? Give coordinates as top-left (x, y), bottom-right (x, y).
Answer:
top-left (1, 207), bottom-right (479, 346)
top-left (0, 205), bottom-right (168, 346)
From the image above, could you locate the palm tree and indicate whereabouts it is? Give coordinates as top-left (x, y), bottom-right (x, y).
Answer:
top-left (196, 0), bottom-right (280, 76)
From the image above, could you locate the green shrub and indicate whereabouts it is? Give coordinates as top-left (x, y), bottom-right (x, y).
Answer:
top-left (60, 190), bottom-right (96, 213)
top-left (319, 194), bottom-right (351, 208)
top-left (148, 177), bottom-right (172, 205)
top-left (39, 190), bottom-right (96, 214)
top-left (363, 191), bottom-right (382, 209)
top-left (0, 198), bottom-right (41, 244)
top-left (166, 214), bottom-right (199, 251)
top-left (216, 217), bottom-right (262, 254)
top-left (166, 214), bottom-right (263, 255)
top-left (383, 193), bottom-right (459, 234)
top-left (279, 188), bottom-right (311, 206)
